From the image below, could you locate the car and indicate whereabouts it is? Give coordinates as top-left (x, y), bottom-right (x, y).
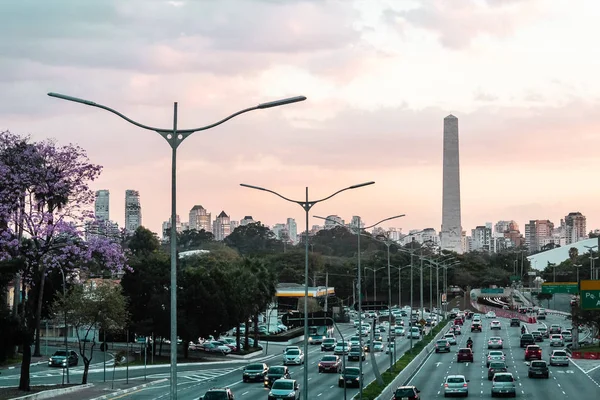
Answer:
top-left (349, 336), bottom-right (361, 346)
top-left (528, 360), bottom-right (549, 379)
top-left (549, 324), bottom-right (562, 334)
top-left (454, 318), bottom-right (463, 326)
top-left (242, 363), bottom-right (268, 382)
top-left (385, 342), bottom-right (395, 354)
top-left (395, 326), bottom-right (405, 336)
top-left (199, 342), bottom-right (232, 354)
top-left (208, 340), bottom-right (236, 352)
top-left (488, 337), bottom-right (503, 349)
top-left (487, 351), bottom-right (506, 367)
top-left (318, 355), bottom-right (341, 373)
top-left (531, 331), bottom-right (543, 342)
top-left (268, 379), bottom-right (300, 400)
top-left (537, 308), bottom-right (546, 319)
top-left (436, 339), bottom-right (451, 353)
top-left (338, 367), bottom-right (362, 388)
top-left (525, 345), bottom-right (542, 361)
top-left (444, 374), bottom-right (469, 397)
top-left (348, 345), bottom-right (366, 361)
top-left (321, 337), bottom-right (337, 351)
top-left (334, 342), bottom-right (350, 355)
top-left (283, 348), bottom-right (305, 365)
top-left (488, 361), bottom-right (508, 380)
top-left (549, 350), bottom-right (569, 366)
top-left (48, 350), bottom-right (78, 367)
top-left (199, 387), bottom-right (235, 400)
top-left (549, 334), bottom-right (564, 347)
top-left (510, 318), bottom-right (521, 327)
top-left (537, 327), bottom-right (549, 338)
top-left (520, 333), bottom-right (535, 347)
top-left (451, 325), bottom-right (462, 335)
top-left (471, 321), bottom-right (482, 332)
top-left (263, 366), bottom-right (290, 388)
top-left (562, 330), bottom-right (573, 342)
top-left (456, 348), bottom-right (474, 363)
top-left (491, 372), bottom-right (516, 397)
top-left (486, 311), bottom-right (496, 319)
top-left (490, 320), bottom-right (502, 330)
top-left (393, 385), bottom-right (421, 400)
top-left (408, 327), bottom-right (421, 339)
top-left (443, 333), bottom-right (457, 345)
top-left (372, 341), bottom-right (384, 352)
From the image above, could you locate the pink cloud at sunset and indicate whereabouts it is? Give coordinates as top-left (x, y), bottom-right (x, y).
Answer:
top-left (2, 0), bottom-right (600, 236)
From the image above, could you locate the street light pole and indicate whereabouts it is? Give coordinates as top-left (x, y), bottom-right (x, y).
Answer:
top-left (241, 182), bottom-right (375, 400)
top-left (58, 268), bottom-right (69, 384)
top-left (50, 92), bottom-right (306, 399)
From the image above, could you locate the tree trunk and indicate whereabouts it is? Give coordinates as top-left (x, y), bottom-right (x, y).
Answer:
top-left (18, 332), bottom-right (32, 391)
top-left (235, 326), bottom-right (241, 352)
top-left (82, 358), bottom-right (90, 384)
top-left (244, 321), bottom-right (250, 350)
top-left (253, 313), bottom-right (259, 347)
top-left (33, 267), bottom-right (47, 357)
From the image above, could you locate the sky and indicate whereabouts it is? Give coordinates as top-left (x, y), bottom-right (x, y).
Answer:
top-left (2, 0), bottom-right (600, 237)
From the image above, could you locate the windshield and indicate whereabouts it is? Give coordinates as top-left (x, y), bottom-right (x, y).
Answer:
top-left (269, 367), bottom-right (284, 374)
top-left (447, 377), bottom-right (465, 383)
top-left (203, 391), bottom-right (228, 400)
top-left (490, 351), bottom-right (503, 356)
top-left (490, 362), bottom-right (505, 368)
top-left (531, 361), bottom-right (546, 367)
top-left (553, 351), bottom-right (567, 356)
top-left (437, 340), bottom-right (448, 345)
top-left (395, 388), bottom-right (415, 396)
top-left (494, 374), bottom-right (514, 382)
top-left (324, 339), bottom-right (335, 343)
top-left (246, 364), bottom-right (263, 371)
top-left (53, 351), bottom-right (67, 357)
top-left (343, 368), bottom-right (360, 376)
top-left (272, 381), bottom-right (294, 390)
top-left (322, 356), bottom-right (337, 362)
top-left (287, 350), bottom-right (300, 355)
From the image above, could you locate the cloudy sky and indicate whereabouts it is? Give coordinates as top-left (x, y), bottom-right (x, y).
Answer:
top-left (3, 0), bottom-right (600, 237)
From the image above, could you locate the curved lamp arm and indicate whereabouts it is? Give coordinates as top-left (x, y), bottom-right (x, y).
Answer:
top-left (239, 184), bottom-right (299, 205)
top-left (311, 182), bottom-right (375, 204)
top-left (364, 214), bottom-right (405, 230)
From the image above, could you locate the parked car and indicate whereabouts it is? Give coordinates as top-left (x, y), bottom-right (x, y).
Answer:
top-left (549, 350), bottom-right (569, 366)
top-left (488, 361), bottom-right (508, 380)
top-left (200, 342), bottom-right (231, 355)
top-left (525, 345), bottom-right (542, 361)
top-left (444, 375), bottom-right (469, 397)
top-left (48, 350), bottom-right (78, 367)
top-left (318, 355), bottom-right (341, 373)
top-left (242, 363), bottom-right (268, 383)
top-left (338, 367), bottom-right (362, 388)
top-left (435, 339), bottom-right (451, 353)
top-left (263, 366), bottom-right (290, 388)
top-left (268, 379), bottom-right (300, 400)
top-left (393, 385), bottom-right (420, 400)
top-left (528, 360), bottom-right (549, 378)
top-left (491, 372), bottom-right (516, 397)
top-left (456, 348), bottom-right (474, 363)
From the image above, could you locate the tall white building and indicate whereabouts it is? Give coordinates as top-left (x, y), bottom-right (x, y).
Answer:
top-left (162, 215), bottom-right (183, 241)
top-left (272, 223), bottom-right (288, 241)
top-left (323, 215), bottom-right (344, 229)
top-left (349, 216), bottom-right (364, 230)
top-left (189, 205), bottom-right (212, 232)
top-left (240, 216), bottom-right (255, 226)
top-left (94, 190), bottom-right (110, 221)
top-left (286, 218), bottom-right (298, 243)
top-left (124, 190), bottom-right (142, 234)
top-left (213, 211), bottom-right (231, 241)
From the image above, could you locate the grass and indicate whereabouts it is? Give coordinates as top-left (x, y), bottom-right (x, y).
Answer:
top-left (125, 347), bottom-right (262, 366)
top-left (360, 322), bottom-right (448, 400)
top-left (0, 354), bottom-right (22, 367)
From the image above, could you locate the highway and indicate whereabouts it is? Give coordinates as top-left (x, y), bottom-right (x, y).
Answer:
top-left (87, 316), bottom-right (432, 400)
top-left (406, 312), bottom-right (599, 399)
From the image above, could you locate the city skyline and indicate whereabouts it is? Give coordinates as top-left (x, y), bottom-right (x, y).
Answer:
top-left (3, 1), bottom-right (600, 238)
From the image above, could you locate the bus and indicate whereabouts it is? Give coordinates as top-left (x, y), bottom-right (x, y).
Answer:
top-left (308, 326), bottom-right (334, 344)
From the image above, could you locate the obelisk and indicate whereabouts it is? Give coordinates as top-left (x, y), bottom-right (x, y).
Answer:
top-left (441, 115), bottom-right (463, 254)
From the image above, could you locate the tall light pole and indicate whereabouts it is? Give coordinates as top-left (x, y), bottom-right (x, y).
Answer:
top-left (50, 92), bottom-right (306, 399)
top-left (241, 182), bottom-right (375, 400)
top-left (584, 245), bottom-right (598, 280)
top-left (574, 263), bottom-right (582, 289)
top-left (315, 214), bottom-right (405, 400)
top-left (57, 267), bottom-right (69, 384)
top-left (364, 266), bottom-right (385, 302)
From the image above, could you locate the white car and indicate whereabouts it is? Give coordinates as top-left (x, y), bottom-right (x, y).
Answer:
top-left (549, 350), bottom-right (569, 366)
top-left (490, 320), bottom-right (502, 330)
top-left (549, 334), bottom-right (564, 347)
top-left (283, 348), bottom-right (305, 365)
top-left (408, 327), bottom-right (420, 339)
top-left (486, 311), bottom-right (496, 319)
top-left (394, 327), bottom-right (405, 336)
top-left (443, 333), bottom-right (457, 345)
top-left (488, 337), bottom-right (503, 349)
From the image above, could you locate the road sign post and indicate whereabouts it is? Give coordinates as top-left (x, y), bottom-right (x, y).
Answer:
top-left (580, 280), bottom-right (600, 310)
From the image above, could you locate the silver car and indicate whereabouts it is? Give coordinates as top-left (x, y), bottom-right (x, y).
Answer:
top-left (549, 350), bottom-right (569, 366)
top-left (283, 349), bottom-right (304, 365)
top-left (562, 330), bottom-right (573, 342)
top-left (549, 334), bottom-right (564, 347)
top-left (268, 379), bottom-right (300, 400)
top-left (491, 372), bottom-right (516, 397)
top-left (443, 333), bottom-right (457, 345)
top-left (444, 375), bottom-right (469, 397)
top-left (488, 337), bottom-right (504, 349)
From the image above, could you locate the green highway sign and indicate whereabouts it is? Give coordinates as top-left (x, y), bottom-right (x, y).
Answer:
top-left (510, 275), bottom-right (521, 282)
top-left (136, 337), bottom-right (146, 343)
top-left (581, 280), bottom-right (600, 310)
top-left (481, 288), bottom-right (504, 294)
top-left (541, 282), bottom-right (578, 294)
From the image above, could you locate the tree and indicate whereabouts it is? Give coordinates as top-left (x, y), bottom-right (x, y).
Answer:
top-left (0, 132), bottom-right (128, 390)
top-left (224, 222), bottom-right (282, 256)
top-left (536, 292), bottom-right (553, 307)
top-left (52, 281), bottom-right (128, 384)
top-left (569, 247), bottom-right (579, 262)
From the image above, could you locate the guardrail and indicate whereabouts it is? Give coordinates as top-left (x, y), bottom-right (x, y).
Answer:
top-left (373, 321), bottom-right (451, 400)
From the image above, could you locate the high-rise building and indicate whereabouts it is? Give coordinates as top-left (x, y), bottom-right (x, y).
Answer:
top-left (213, 211), bottom-right (231, 241)
top-left (124, 190), bottom-right (142, 233)
top-left (349, 216), bottom-right (364, 230)
top-left (525, 219), bottom-right (554, 253)
top-left (441, 115), bottom-right (463, 254)
top-left (564, 212), bottom-right (587, 244)
top-left (240, 216), bottom-right (255, 226)
top-left (286, 218), bottom-right (298, 243)
top-left (471, 225), bottom-right (492, 252)
top-left (272, 223), bottom-right (288, 241)
top-left (189, 205), bottom-right (212, 232)
top-left (494, 220), bottom-right (519, 237)
top-left (94, 190), bottom-right (110, 221)
top-left (230, 220), bottom-right (239, 232)
top-left (323, 215), bottom-right (344, 229)
top-left (162, 215), bottom-right (183, 241)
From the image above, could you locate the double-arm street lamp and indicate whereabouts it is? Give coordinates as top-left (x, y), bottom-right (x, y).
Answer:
top-left (49, 92), bottom-right (306, 399)
top-left (585, 245), bottom-right (599, 280)
top-left (363, 266), bottom-right (386, 302)
top-left (314, 214), bottom-right (405, 400)
top-left (240, 182), bottom-right (375, 400)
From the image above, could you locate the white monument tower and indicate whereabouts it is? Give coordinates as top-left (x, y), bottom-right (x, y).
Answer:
top-left (441, 115), bottom-right (463, 254)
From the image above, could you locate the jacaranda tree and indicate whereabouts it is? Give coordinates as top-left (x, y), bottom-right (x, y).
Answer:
top-left (0, 131), bottom-right (128, 391)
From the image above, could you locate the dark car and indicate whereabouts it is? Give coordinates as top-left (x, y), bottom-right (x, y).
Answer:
top-left (471, 321), bottom-right (482, 332)
top-left (435, 339), bottom-right (451, 353)
top-left (200, 387), bottom-right (235, 400)
top-left (242, 363), bottom-right (268, 383)
top-left (520, 333), bottom-right (535, 348)
top-left (510, 318), bottom-right (521, 327)
top-left (48, 350), bottom-right (78, 367)
top-left (525, 345), bottom-right (542, 361)
top-left (393, 385), bottom-right (420, 400)
top-left (528, 360), bottom-right (549, 378)
top-left (531, 331), bottom-right (544, 342)
top-left (318, 355), bottom-right (341, 373)
top-left (321, 338), bottom-right (337, 352)
top-left (263, 366), bottom-right (290, 388)
top-left (348, 345), bottom-right (365, 361)
top-left (456, 348), bottom-right (474, 363)
top-left (338, 367), bottom-right (362, 388)
top-left (488, 361), bottom-right (508, 380)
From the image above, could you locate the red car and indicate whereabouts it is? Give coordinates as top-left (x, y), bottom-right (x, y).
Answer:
top-left (525, 345), bottom-right (542, 361)
top-left (318, 355), bottom-right (342, 373)
top-left (457, 348), bottom-right (474, 363)
top-left (454, 318), bottom-right (463, 326)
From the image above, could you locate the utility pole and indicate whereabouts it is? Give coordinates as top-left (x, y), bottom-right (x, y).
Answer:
top-left (324, 272), bottom-right (329, 312)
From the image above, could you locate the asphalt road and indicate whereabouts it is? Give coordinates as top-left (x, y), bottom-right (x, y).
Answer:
top-left (406, 312), bottom-right (599, 399)
top-left (91, 316), bottom-right (434, 400)
top-left (523, 292), bottom-right (573, 313)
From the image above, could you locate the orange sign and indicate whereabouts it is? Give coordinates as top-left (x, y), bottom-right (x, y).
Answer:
top-left (581, 280), bottom-right (600, 290)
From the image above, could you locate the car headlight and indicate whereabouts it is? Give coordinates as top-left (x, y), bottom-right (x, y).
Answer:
top-left (287, 393), bottom-right (296, 397)
top-left (318, 363), bottom-right (323, 367)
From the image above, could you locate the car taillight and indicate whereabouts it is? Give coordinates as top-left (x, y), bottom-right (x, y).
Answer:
top-left (444, 383), bottom-right (449, 387)
top-left (463, 383), bottom-right (468, 387)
